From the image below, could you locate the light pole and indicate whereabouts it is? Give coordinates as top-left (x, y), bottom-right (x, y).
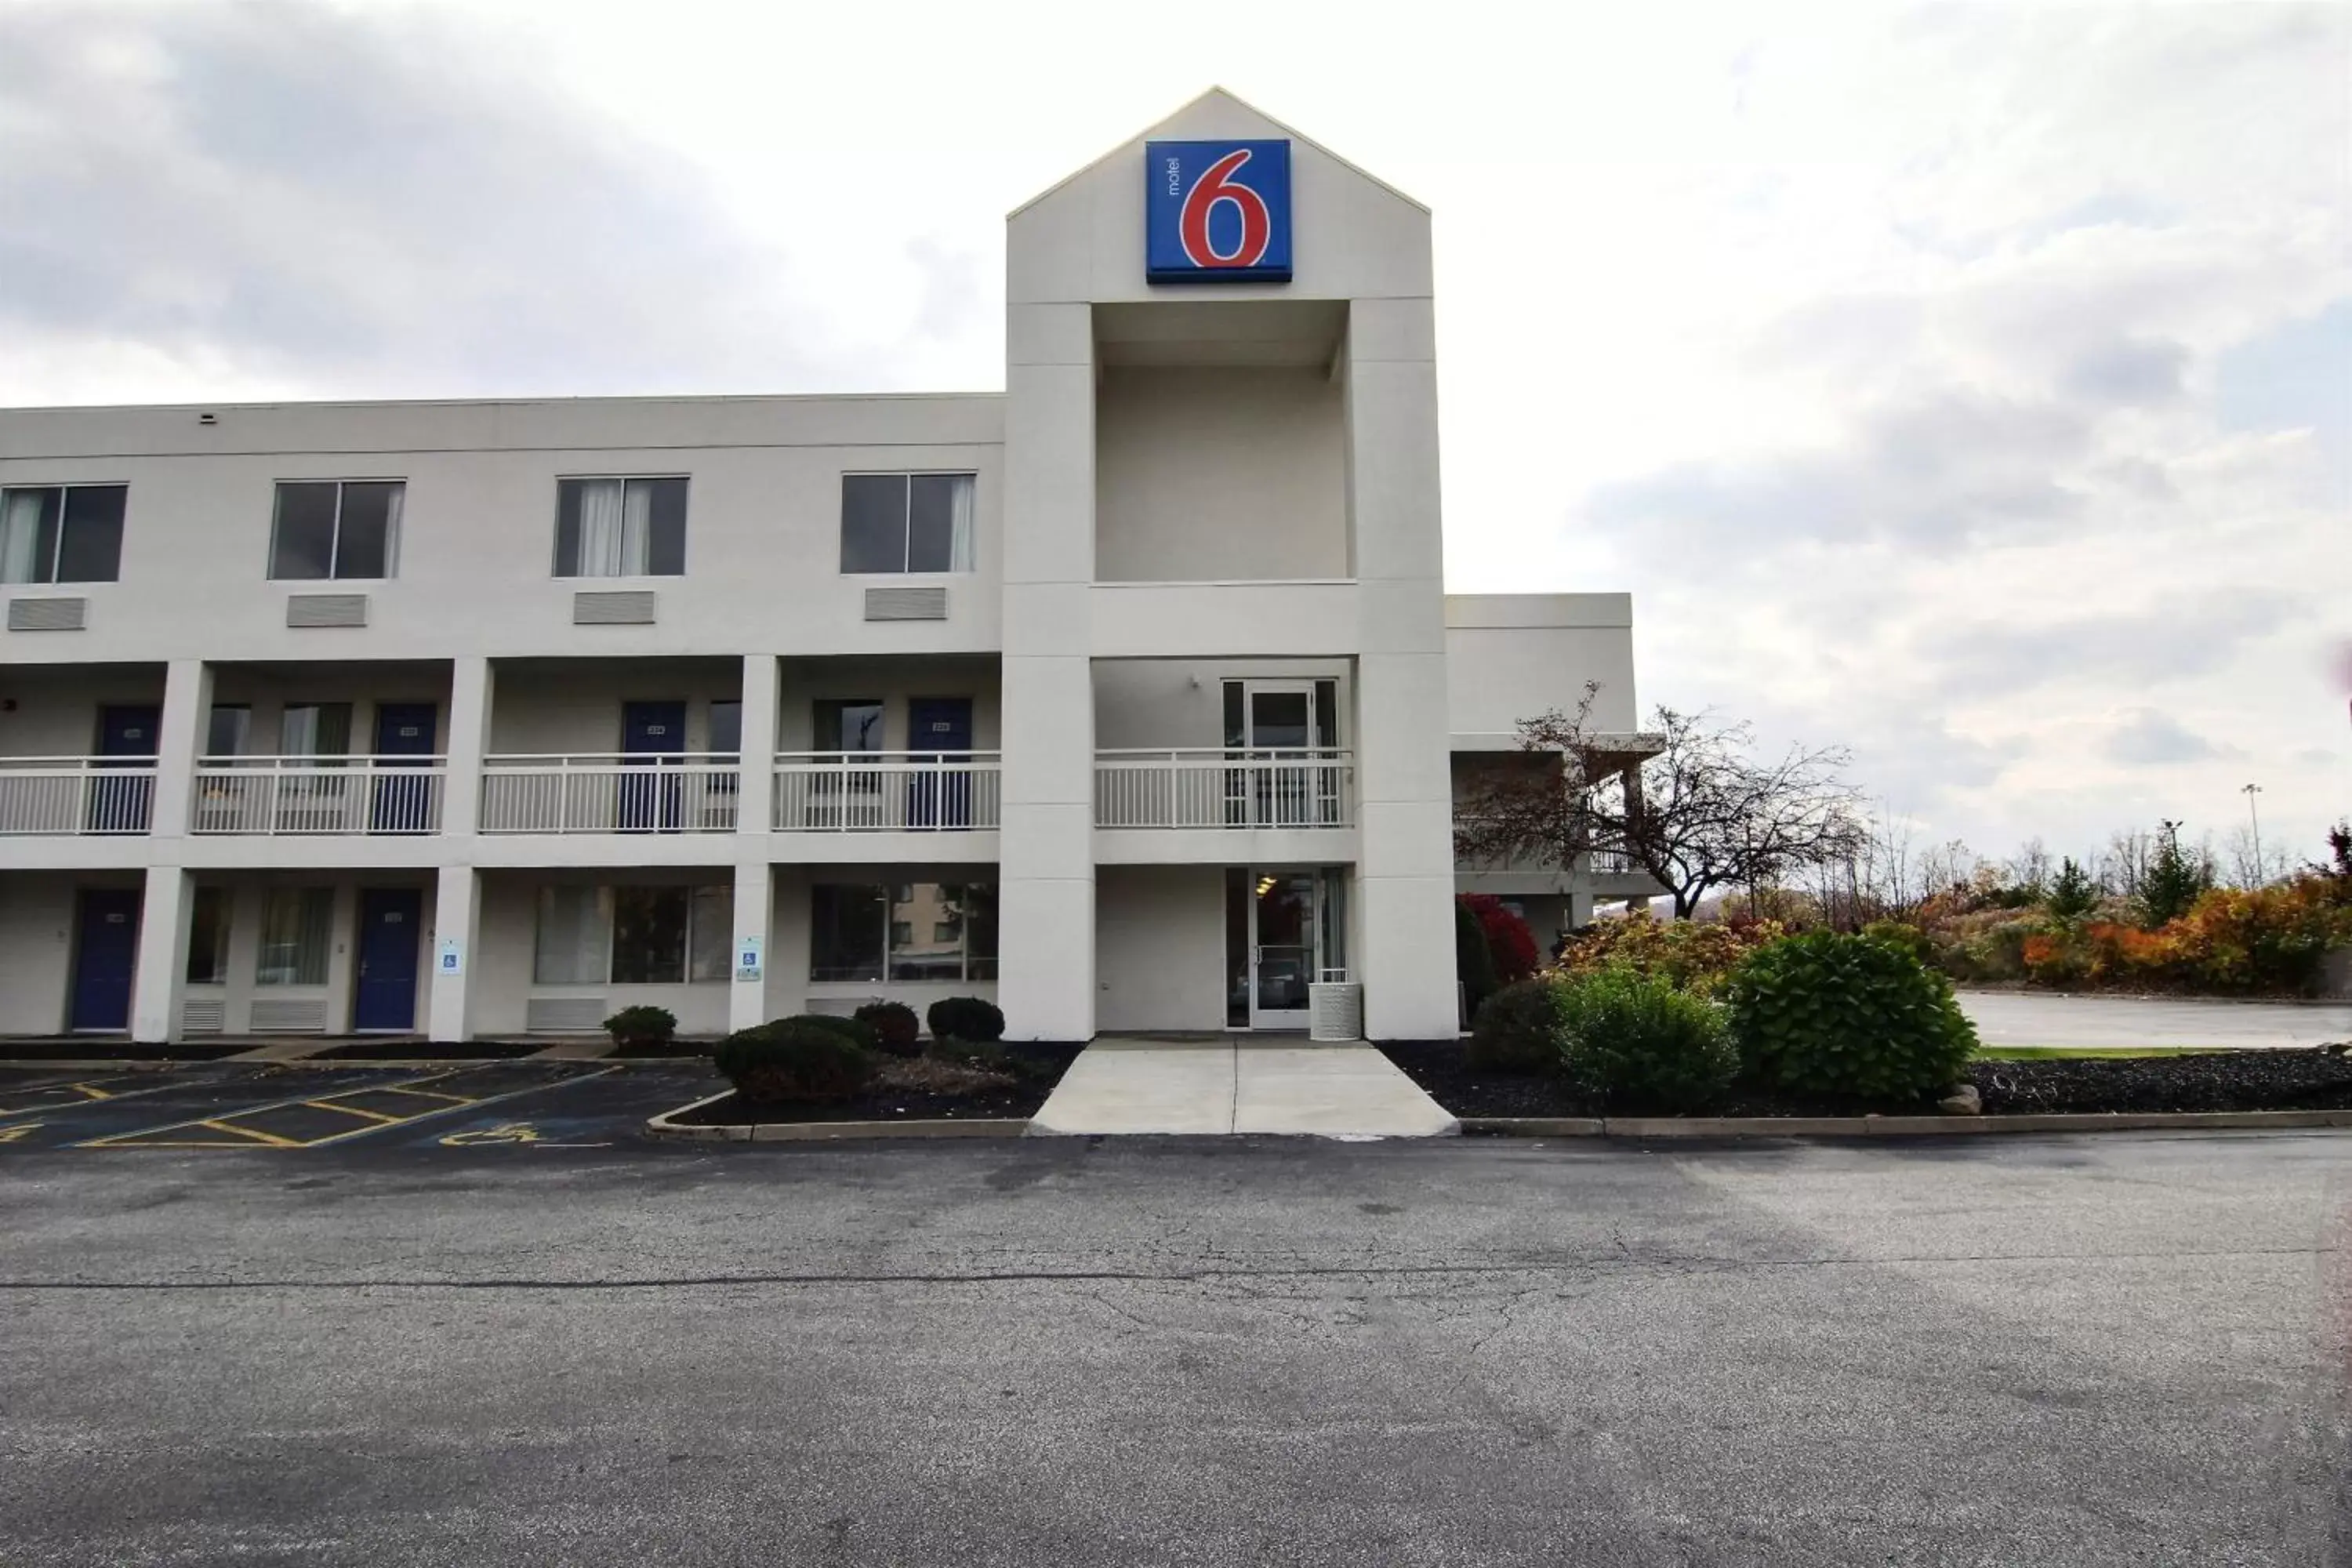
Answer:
top-left (2241, 782), bottom-right (2263, 884)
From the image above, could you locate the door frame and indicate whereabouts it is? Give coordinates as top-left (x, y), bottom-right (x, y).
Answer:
top-left (351, 886), bottom-right (425, 1033)
top-left (1246, 866), bottom-right (1319, 1031)
top-left (69, 887), bottom-right (143, 1033)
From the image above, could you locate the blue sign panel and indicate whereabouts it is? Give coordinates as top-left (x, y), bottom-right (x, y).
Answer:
top-left (1145, 140), bottom-right (1293, 284)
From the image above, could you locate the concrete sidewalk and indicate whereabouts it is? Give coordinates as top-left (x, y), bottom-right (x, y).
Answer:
top-left (1029, 1039), bottom-right (1459, 1138)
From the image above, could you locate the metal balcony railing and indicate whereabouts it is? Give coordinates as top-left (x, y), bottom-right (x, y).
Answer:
top-left (191, 756), bottom-right (448, 835)
top-left (0, 756), bottom-right (158, 835)
top-left (1094, 749), bottom-right (1353, 829)
top-left (773, 751), bottom-right (1002, 831)
top-left (479, 753), bottom-right (740, 833)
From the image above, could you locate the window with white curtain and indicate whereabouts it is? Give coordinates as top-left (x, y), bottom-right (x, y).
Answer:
top-left (533, 884), bottom-right (731, 985)
top-left (268, 481), bottom-right (402, 579)
top-left (0, 484), bottom-right (127, 583)
top-left (554, 477), bottom-right (688, 577)
top-left (256, 888), bottom-right (335, 985)
top-left (840, 473), bottom-right (975, 573)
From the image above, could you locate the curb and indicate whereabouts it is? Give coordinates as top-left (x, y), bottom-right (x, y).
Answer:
top-left (645, 1091), bottom-right (1031, 1142)
top-left (1461, 1109), bottom-right (2352, 1138)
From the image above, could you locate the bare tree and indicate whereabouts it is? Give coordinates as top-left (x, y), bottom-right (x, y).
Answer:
top-left (2099, 829), bottom-right (2154, 898)
top-left (2005, 837), bottom-right (2052, 896)
top-left (1454, 696), bottom-right (1867, 920)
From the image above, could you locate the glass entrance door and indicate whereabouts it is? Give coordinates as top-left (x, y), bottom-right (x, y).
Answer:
top-left (1249, 870), bottom-right (1317, 1029)
top-left (1240, 682), bottom-right (1318, 828)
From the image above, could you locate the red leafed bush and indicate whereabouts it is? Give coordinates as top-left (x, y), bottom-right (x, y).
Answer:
top-left (1458, 894), bottom-right (1541, 983)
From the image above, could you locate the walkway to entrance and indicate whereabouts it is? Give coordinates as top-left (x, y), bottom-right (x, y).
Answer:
top-left (1029, 1039), bottom-right (1458, 1138)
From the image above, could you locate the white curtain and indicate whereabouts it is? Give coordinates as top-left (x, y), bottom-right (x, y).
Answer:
top-left (0, 490), bottom-right (45, 583)
top-left (575, 478), bottom-right (626, 576)
top-left (534, 885), bottom-right (613, 984)
top-left (619, 479), bottom-right (653, 575)
top-left (947, 474), bottom-right (975, 572)
top-left (380, 484), bottom-right (405, 575)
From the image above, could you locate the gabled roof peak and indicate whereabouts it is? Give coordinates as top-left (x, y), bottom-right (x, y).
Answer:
top-left (1008, 86), bottom-right (1428, 219)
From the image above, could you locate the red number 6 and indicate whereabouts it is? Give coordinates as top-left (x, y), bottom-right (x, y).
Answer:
top-left (1179, 150), bottom-right (1271, 268)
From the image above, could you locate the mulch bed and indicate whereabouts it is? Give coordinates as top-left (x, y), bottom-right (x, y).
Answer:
top-left (0, 1040), bottom-right (249, 1062)
top-left (673, 1042), bottom-right (1083, 1126)
top-left (316, 1040), bottom-right (544, 1061)
top-left (1378, 1040), bottom-right (2352, 1120)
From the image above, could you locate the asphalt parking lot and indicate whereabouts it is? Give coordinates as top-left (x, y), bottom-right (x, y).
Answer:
top-left (0, 1059), bottom-right (714, 1155)
top-left (0, 1065), bottom-right (2346, 1565)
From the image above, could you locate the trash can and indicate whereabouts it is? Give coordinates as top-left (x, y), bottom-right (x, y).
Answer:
top-left (1308, 972), bottom-right (1362, 1042)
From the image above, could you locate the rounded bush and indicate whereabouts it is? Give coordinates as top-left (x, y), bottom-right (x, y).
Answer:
top-left (853, 1000), bottom-right (923, 1057)
top-left (926, 996), bottom-right (1005, 1044)
top-left (786, 1012), bottom-right (880, 1053)
top-left (1467, 978), bottom-right (1568, 1073)
top-left (1727, 931), bottom-right (1978, 1102)
top-left (714, 1019), bottom-right (876, 1105)
top-left (1553, 970), bottom-right (1737, 1113)
top-left (1860, 920), bottom-right (1936, 970)
top-left (602, 1004), bottom-right (677, 1047)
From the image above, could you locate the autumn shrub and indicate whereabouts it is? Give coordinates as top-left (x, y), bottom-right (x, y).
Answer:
top-left (1456, 899), bottom-right (1501, 1018)
top-left (853, 1000), bottom-right (922, 1057)
top-left (1860, 920), bottom-right (1936, 968)
top-left (1555, 914), bottom-right (1783, 997)
top-left (2165, 878), bottom-right (2352, 993)
top-left (1458, 893), bottom-right (1541, 983)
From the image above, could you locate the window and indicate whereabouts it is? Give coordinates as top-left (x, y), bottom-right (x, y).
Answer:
top-left (0, 484), bottom-right (126, 583)
top-left (269, 481), bottom-right (401, 580)
top-left (532, 884), bottom-right (731, 985)
top-left (554, 477), bottom-right (687, 577)
top-left (814, 699), bottom-right (886, 754)
top-left (205, 706), bottom-right (251, 758)
top-left (256, 887), bottom-right (333, 985)
top-left (533, 887), bottom-right (612, 985)
top-left (280, 703), bottom-right (353, 757)
top-left (707, 700), bottom-right (742, 758)
top-left (185, 887), bottom-right (230, 985)
top-left (840, 473), bottom-right (975, 574)
top-left (811, 881), bottom-right (995, 982)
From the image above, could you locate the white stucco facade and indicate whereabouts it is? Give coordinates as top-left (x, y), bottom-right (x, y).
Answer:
top-left (0, 90), bottom-right (1650, 1045)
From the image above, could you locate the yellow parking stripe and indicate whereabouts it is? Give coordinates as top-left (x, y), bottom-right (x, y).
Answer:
top-left (193, 1118), bottom-right (304, 1147)
top-left (377, 1086), bottom-right (473, 1103)
top-left (301, 1100), bottom-right (407, 1124)
top-left (70, 1083), bottom-right (114, 1102)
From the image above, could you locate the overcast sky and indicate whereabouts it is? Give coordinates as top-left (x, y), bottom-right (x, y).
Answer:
top-left (2, 0), bottom-right (2345, 870)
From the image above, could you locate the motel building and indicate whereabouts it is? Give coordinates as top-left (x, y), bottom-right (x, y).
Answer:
top-left (0, 91), bottom-right (1661, 1047)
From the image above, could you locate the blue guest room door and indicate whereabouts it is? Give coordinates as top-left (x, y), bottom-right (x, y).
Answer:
top-left (353, 887), bottom-right (423, 1032)
top-left (369, 702), bottom-right (437, 833)
top-left (906, 697), bottom-right (974, 827)
top-left (69, 887), bottom-right (142, 1032)
top-left (619, 700), bottom-right (687, 830)
top-left (92, 703), bottom-right (162, 832)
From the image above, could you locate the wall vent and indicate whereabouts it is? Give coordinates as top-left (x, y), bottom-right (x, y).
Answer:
top-left (8, 597), bottom-right (87, 631)
top-left (180, 999), bottom-right (227, 1035)
top-left (864, 586), bottom-right (947, 622)
top-left (573, 590), bottom-right (656, 625)
top-left (285, 593), bottom-right (368, 628)
top-left (526, 996), bottom-right (609, 1033)
top-left (248, 998), bottom-right (328, 1033)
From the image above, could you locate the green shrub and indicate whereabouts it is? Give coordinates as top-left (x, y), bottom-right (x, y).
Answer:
top-left (1860, 920), bottom-right (1936, 968)
top-left (787, 1012), bottom-right (880, 1053)
top-left (602, 1004), bottom-right (677, 1047)
top-left (1456, 900), bottom-right (1501, 1020)
top-left (713, 1018), bottom-right (876, 1104)
top-left (854, 1000), bottom-right (922, 1057)
top-left (1553, 970), bottom-right (1737, 1113)
top-left (1726, 931), bottom-right (1977, 1102)
top-left (926, 996), bottom-right (1005, 1044)
top-left (1467, 978), bottom-right (1567, 1073)
top-left (1555, 915), bottom-right (1782, 997)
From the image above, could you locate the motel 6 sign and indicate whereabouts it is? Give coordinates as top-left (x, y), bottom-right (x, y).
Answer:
top-left (1145, 140), bottom-right (1294, 284)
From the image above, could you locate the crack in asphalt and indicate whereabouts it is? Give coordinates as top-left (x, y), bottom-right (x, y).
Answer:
top-left (0, 1243), bottom-right (2328, 1292)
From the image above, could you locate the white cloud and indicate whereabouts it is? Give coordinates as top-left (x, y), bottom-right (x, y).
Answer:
top-left (1, 0), bottom-right (2345, 863)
